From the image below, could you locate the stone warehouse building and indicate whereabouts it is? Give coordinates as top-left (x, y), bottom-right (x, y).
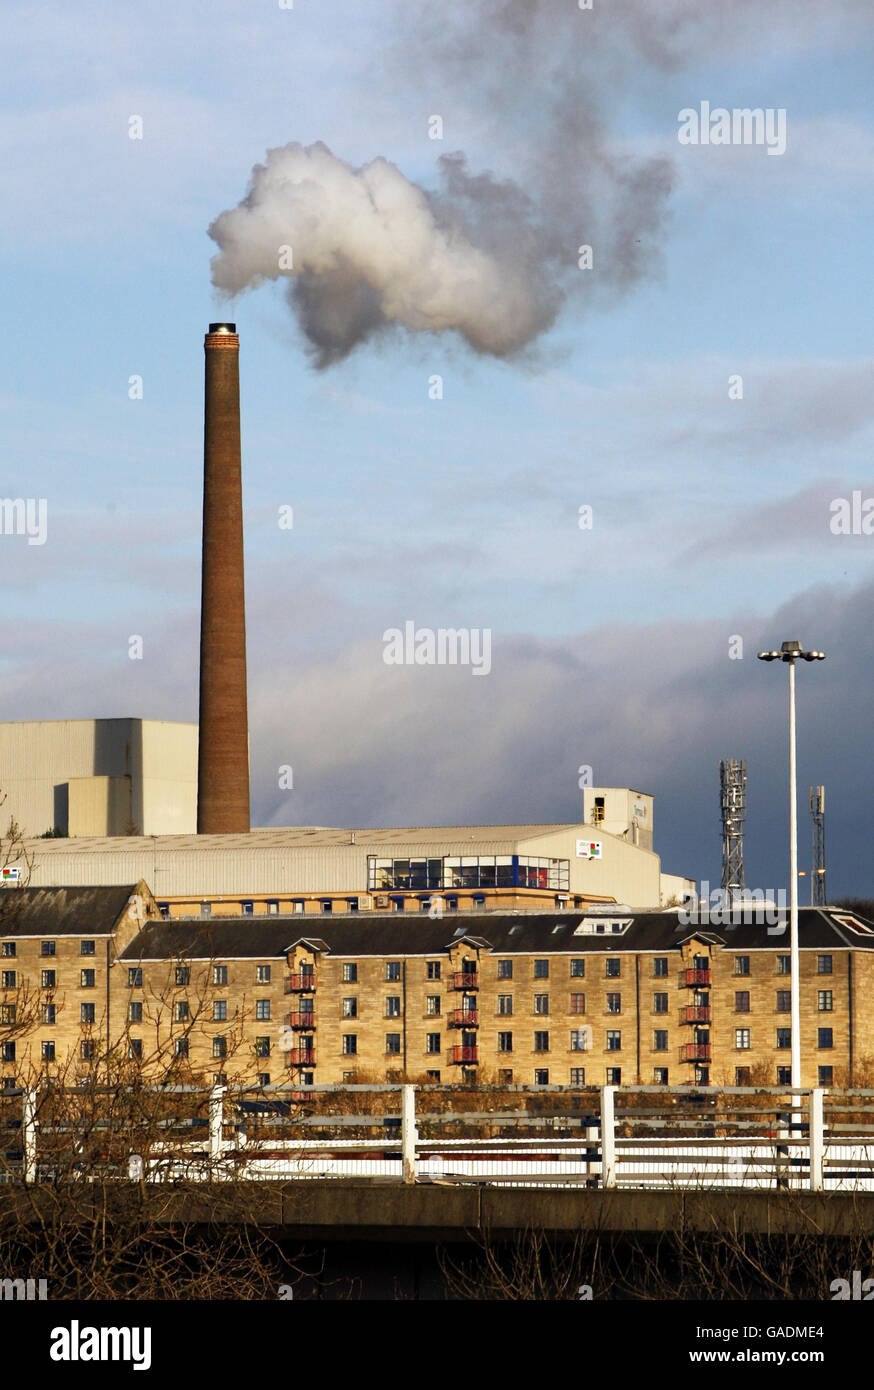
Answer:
top-left (0, 888), bottom-right (873, 1090)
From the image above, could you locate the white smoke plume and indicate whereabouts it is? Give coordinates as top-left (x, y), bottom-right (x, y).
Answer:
top-left (209, 0), bottom-right (871, 366)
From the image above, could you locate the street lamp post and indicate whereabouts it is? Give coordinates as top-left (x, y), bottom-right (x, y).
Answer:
top-left (757, 641), bottom-right (825, 1108)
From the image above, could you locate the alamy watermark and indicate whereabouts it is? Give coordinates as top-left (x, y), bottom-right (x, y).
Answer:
top-left (382, 622), bottom-right (491, 676)
top-left (0, 498), bottom-right (47, 546)
top-left (678, 882), bottom-right (788, 931)
top-left (0, 1275), bottom-right (48, 1300)
top-left (678, 102), bottom-right (787, 156)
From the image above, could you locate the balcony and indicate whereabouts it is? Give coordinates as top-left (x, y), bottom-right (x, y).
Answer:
top-left (681, 1005), bottom-right (711, 1024)
top-left (683, 968), bottom-right (711, 988)
top-left (448, 1009), bottom-right (478, 1028)
top-left (286, 1012), bottom-right (316, 1030)
top-left (452, 1045), bottom-right (478, 1063)
top-left (285, 974), bottom-right (316, 993)
top-left (680, 1043), bottom-right (711, 1062)
top-left (452, 973), bottom-right (478, 991)
top-left (286, 1048), bottom-right (316, 1067)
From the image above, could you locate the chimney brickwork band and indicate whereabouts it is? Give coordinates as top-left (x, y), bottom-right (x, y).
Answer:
top-left (197, 325), bottom-right (251, 833)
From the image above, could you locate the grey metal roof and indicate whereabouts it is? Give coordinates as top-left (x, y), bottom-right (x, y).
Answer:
top-left (25, 823), bottom-right (586, 853)
top-left (118, 906), bottom-right (874, 961)
top-left (0, 884), bottom-right (141, 937)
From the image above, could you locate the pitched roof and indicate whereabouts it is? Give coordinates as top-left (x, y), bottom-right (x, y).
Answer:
top-left (117, 906), bottom-right (874, 961)
top-left (0, 884), bottom-right (140, 938)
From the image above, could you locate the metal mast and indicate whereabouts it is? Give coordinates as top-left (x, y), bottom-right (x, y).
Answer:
top-left (719, 759), bottom-right (746, 898)
top-left (810, 785), bottom-right (826, 906)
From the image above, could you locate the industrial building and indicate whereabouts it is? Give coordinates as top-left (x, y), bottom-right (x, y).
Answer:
top-left (21, 791), bottom-right (693, 913)
top-left (0, 886), bottom-right (871, 1091)
top-left (0, 719), bottom-right (198, 838)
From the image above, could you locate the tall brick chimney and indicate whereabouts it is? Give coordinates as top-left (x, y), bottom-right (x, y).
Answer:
top-left (197, 322), bottom-right (251, 833)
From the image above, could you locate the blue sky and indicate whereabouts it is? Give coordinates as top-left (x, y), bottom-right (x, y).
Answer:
top-left (2, 0), bottom-right (873, 896)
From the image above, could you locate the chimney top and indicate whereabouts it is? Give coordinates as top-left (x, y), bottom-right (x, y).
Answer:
top-left (208, 322), bottom-right (236, 334)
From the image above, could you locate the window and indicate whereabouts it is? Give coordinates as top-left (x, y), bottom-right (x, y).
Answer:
top-left (200, 902), bottom-right (211, 918)
top-left (652, 993), bottom-right (668, 1015)
top-left (606, 1067), bottom-right (621, 1084)
top-left (427, 962), bottom-right (441, 980)
top-left (534, 994), bottom-right (549, 1015)
top-left (735, 1067), bottom-right (751, 1085)
top-left (570, 1029), bottom-right (588, 1052)
top-left (498, 1031), bottom-right (513, 1053)
top-left (818, 990), bottom-right (833, 1012)
top-left (213, 965), bottom-right (228, 986)
top-left (385, 996), bottom-right (401, 1018)
top-left (534, 960), bottom-right (549, 979)
top-left (653, 957), bottom-right (668, 977)
top-left (39, 1005), bottom-right (52, 1026)
top-left (776, 990), bottom-right (791, 1013)
top-left (817, 955), bottom-right (833, 975)
top-left (428, 1070), bottom-right (442, 1082)
top-left (534, 1069), bottom-right (549, 1086)
top-left (80, 940), bottom-right (95, 956)
top-left (175, 1001), bottom-right (189, 1023)
top-left (320, 900), bottom-right (333, 914)
top-left (534, 1031), bottom-right (549, 1052)
top-left (605, 958), bottom-right (621, 978)
top-left (80, 1040), bottom-right (95, 1062)
top-left (175, 1038), bottom-right (189, 1059)
top-left (342, 997), bottom-right (358, 1018)
top-left (0, 943), bottom-right (15, 957)
top-left (213, 1000), bottom-right (227, 1022)
top-left (255, 1000), bottom-right (271, 1021)
top-left (606, 1030), bottom-right (621, 1052)
top-left (41, 941), bottom-right (56, 957)
top-left (569, 993), bottom-right (586, 1014)
top-left (653, 1067), bottom-right (668, 1084)
top-left (0, 1004), bottom-right (14, 1026)
top-left (385, 1034), bottom-right (401, 1055)
top-left (41, 970), bottom-right (55, 989)
top-left (0, 1042), bottom-right (15, 1061)
top-left (256, 965), bottom-right (271, 984)
top-left (213, 1037), bottom-right (227, 1059)
top-left (426, 1033), bottom-right (441, 1054)
top-left (570, 1067), bottom-right (586, 1086)
top-left (292, 901), bottom-right (305, 914)
top-left (497, 960), bottom-right (513, 980)
top-left (1, 972), bottom-right (15, 989)
top-left (42, 1041), bottom-right (55, 1062)
top-left (605, 992), bottom-right (621, 1014)
top-left (735, 991), bottom-right (750, 1013)
top-left (818, 1028), bottom-right (833, 1050)
top-left (776, 1029), bottom-right (791, 1050)
top-left (342, 1035), bottom-right (357, 1056)
top-left (129, 1002), bottom-right (143, 1023)
top-left (735, 1028), bottom-right (751, 1050)
top-left (424, 995), bottom-right (440, 1017)
top-left (342, 963), bottom-right (358, 983)
top-left (734, 956), bottom-right (750, 976)
top-left (653, 1030), bottom-right (668, 1052)
top-left (818, 1066), bottom-right (833, 1086)
top-left (255, 1037), bottom-right (270, 1058)
top-left (80, 970), bottom-right (95, 989)
top-left (175, 967), bottom-right (190, 986)
top-left (777, 1066), bottom-right (791, 1084)
top-left (776, 955), bottom-right (791, 975)
top-left (80, 1003), bottom-right (95, 1025)
top-left (267, 901), bottom-right (279, 915)
top-left (570, 959), bottom-right (585, 978)
top-left (386, 962), bottom-right (401, 982)
top-left (129, 1039), bottom-right (143, 1060)
top-left (158, 904), bottom-right (170, 919)
top-left (242, 902), bottom-right (254, 916)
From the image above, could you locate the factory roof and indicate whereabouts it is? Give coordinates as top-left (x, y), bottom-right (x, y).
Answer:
top-left (0, 884), bottom-right (142, 937)
top-left (26, 823), bottom-right (591, 853)
top-left (118, 907), bottom-right (874, 961)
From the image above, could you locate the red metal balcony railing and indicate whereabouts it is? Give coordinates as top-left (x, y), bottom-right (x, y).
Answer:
top-left (680, 1043), bottom-right (711, 1062)
top-left (452, 973), bottom-right (478, 990)
top-left (286, 1049), bottom-right (316, 1067)
top-left (286, 1013), bottom-right (316, 1029)
top-left (681, 1005), bottom-right (711, 1024)
top-left (683, 968), bottom-right (711, 987)
top-left (448, 1009), bottom-right (478, 1028)
top-left (285, 973), bottom-right (316, 993)
top-left (452, 1045), bottom-right (478, 1063)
